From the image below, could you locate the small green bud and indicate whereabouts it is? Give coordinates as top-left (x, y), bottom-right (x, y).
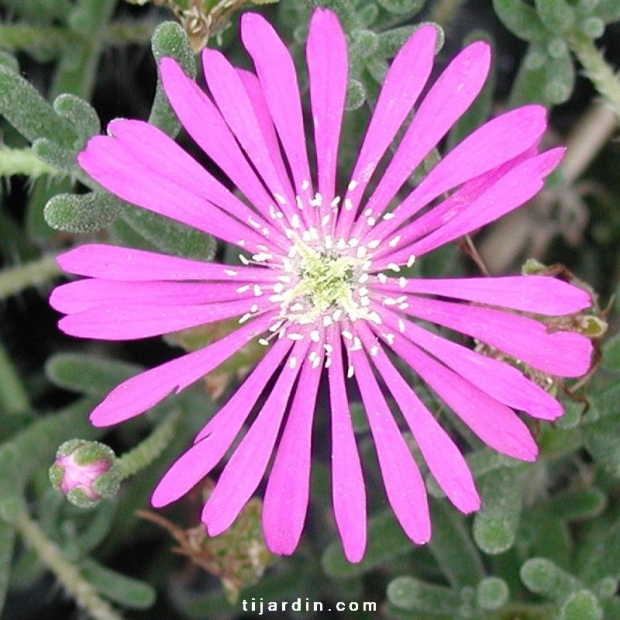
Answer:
top-left (49, 439), bottom-right (120, 508)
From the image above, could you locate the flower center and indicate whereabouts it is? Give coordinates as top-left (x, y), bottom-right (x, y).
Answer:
top-left (275, 232), bottom-right (377, 327)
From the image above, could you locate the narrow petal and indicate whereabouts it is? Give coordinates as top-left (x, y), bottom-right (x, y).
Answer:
top-left (50, 279), bottom-right (255, 314)
top-left (262, 348), bottom-right (322, 555)
top-left (96, 118), bottom-right (283, 245)
top-left (237, 69), bottom-right (292, 209)
top-left (307, 8), bottom-right (348, 203)
top-left (335, 24), bottom-right (437, 236)
top-left (78, 127), bottom-right (275, 253)
top-left (350, 343), bottom-right (431, 544)
top-left (328, 326), bottom-right (367, 563)
top-left (375, 275), bottom-right (591, 316)
top-left (56, 244), bottom-right (277, 282)
top-left (201, 49), bottom-right (296, 212)
top-left (356, 322), bottom-right (480, 514)
top-left (351, 41), bottom-right (491, 232)
top-left (89, 311), bottom-right (277, 426)
top-left (382, 328), bottom-right (539, 461)
top-left (159, 57), bottom-right (286, 224)
top-left (152, 337), bottom-right (292, 506)
top-left (378, 148), bottom-right (534, 256)
top-left (406, 148), bottom-right (565, 258)
top-left (378, 307), bottom-right (563, 421)
top-left (399, 296), bottom-right (593, 377)
top-left (202, 341), bottom-right (309, 536)
top-left (358, 106), bottom-right (546, 242)
top-left (241, 12), bottom-right (312, 200)
top-left (58, 299), bottom-right (275, 341)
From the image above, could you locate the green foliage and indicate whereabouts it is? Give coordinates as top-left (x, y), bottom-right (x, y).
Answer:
top-left (2, 0), bottom-right (620, 619)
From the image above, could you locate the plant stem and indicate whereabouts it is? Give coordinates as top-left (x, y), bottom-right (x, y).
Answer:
top-left (0, 254), bottom-right (61, 299)
top-left (0, 148), bottom-right (60, 178)
top-left (116, 410), bottom-right (181, 480)
top-left (561, 101), bottom-right (617, 183)
top-left (567, 31), bottom-right (620, 124)
top-left (15, 511), bottom-right (124, 620)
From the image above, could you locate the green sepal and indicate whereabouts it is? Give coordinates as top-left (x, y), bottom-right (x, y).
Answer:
top-left (44, 191), bottom-right (124, 233)
top-left (45, 353), bottom-right (143, 397)
top-left (149, 21), bottom-right (196, 137)
top-left (492, 0), bottom-right (548, 42)
top-left (80, 558), bottom-right (156, 609)
top-left (113, 207), bottom-right (216, 262)
top-left (387, 576), bottom-right (460, 615)
top-left (0, 64), bottom-right (78, 149)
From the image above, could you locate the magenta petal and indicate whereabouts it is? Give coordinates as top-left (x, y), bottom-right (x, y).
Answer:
top-left (237, 69), bottom-right (292, 208)
top-left (56, 244), bottom-right (276, 282)
top-left (378, 275), bottom-right (591, 316)
top-left (202, 341), bottom-right (309, 536)
top-left (49, 279), bottom-right (252, 314)
top-left (262, 354), bottom-right (322, 556)
top-left (379, 310), bottom-right (562, 420)
top-left (351, 345), bottom-right (431, 544)
top-left (78, 126), bottom-right (275, 252)
top-left (357, 323), bottom-right (480, 514)
top-left (354, 41), bottom-right (491, 230)
top-left (328, 326), bottom-right (367, 563)
top-left (407, 148), bottom-right (565, 257)
top-left (152, 338), bottom-right (292, 507)
top-left (58, 300), bottom-right (273, 341)
top-left (364, 106), bottom-right (546, 244)
top-left (385, 331), bottom-right (539, 461)
top-left (306, 8), bottom-right (348, 203)
top-left (159, 57), bottom-right (285, 225)
top-left (89, 312), bottom-right (276, 426)
top-left (402, 296), bottom-right (593, 377)
top-left (241, 12), bottom-right (312, 198)
top-left (336, 24), bottom-right (437, 236)
top-left (201, 49), bottom-right (295, 210)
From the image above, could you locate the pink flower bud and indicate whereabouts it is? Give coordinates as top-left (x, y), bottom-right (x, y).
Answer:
top-left (49, 439), bottom-right (120, 508)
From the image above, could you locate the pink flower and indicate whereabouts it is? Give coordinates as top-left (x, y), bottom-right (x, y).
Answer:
top-left (50, 9), bottom-right (593, 562)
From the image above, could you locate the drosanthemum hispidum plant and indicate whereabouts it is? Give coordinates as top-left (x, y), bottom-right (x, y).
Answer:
top-left (50, 8), bottom-right (593, 562)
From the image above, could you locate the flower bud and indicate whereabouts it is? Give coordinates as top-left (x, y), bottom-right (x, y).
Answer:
top-left (49, 439), bottom-right (120, 508)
